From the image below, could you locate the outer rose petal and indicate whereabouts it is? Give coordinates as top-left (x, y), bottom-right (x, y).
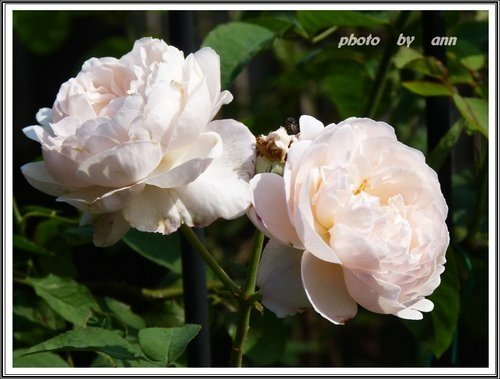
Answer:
top-left (145, 132), bottom-right (222, 188)
top-left (56, 183), bottom-right (145, 214)
top-left (301, 251), bottom-right (357, 325)
top-left (257, 239), bottom-right (310, 317)
top-left (293, 170), bottom-right (342, 264)
top-left (36, 108), bottom-right (52, 126)
top-left (342, 268), bottom-right (406, 316)
top-left (246, 206), bottom-right (272, 238)
top-left (192, 47), bottom-right (233, 118)
top-left (298, 115), bottom-right (325, 141)
top-left (123, 185), bottom-right (192, 234)
top-left (21, 161), bottom-right (70, 196)
top-left (167, 59), bottom-right (212, 149)
top-left (192, 48), bottom-right (221, 107)
top-left (172, 119), bottom-right (255, 226)
top-left (92, 212), bottom-right (130, 247)
top-left (250, 173), bottom-right (303, 249)
top-left (42, 147), bottom-right (93, 188)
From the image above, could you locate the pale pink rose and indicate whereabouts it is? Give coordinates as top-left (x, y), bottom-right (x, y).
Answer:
top-left (22, 37), bottom-right (255, 246)
top-left (250, 116), bottom-right (449, 323)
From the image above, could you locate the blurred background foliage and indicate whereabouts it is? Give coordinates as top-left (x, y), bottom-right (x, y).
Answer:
top-left (12, 9), bottom-right (488, 367)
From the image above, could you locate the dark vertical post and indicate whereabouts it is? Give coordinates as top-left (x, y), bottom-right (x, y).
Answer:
top-left (168, 11), bottom-right (211, 367)
top-left (422, 11), bottom-right (453, 232)
top-left (422, 11), bottom-right (454, 366)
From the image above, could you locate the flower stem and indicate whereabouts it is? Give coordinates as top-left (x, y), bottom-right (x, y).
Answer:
top-left (180, 224), bottom-right (241, 296)
top-left (229, 230), bottom-right (265, 367)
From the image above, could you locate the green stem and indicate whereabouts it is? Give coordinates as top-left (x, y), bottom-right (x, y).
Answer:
top-left (13, 198), bottom-right (23, 226)
top-left (13, 198), bottom-right (25, 235)
top-left (364, 11), bottom-right (411, 118)
top-left (23, 211), bottom-right (79, 224)
top-left (142, 281), bottom-right (223, 299)
top-left (229, 230), bottom-right (265, 367)
top-left (180, 224), bottom-right (241, 296)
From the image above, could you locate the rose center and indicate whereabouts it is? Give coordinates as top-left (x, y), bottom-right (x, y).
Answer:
top-left (352, 179), bottom-right (369, 195)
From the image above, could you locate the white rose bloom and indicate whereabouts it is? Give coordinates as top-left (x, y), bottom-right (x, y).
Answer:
top-left (250, 116), bottom-right (449, 323)
top-left (22, 37), bottom-right (256, 246)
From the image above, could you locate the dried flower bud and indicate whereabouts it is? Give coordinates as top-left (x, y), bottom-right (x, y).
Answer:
top-left (255, 126), bottom-right (298, 175)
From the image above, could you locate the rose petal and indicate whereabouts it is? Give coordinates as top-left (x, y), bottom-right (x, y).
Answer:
top-left (21, 162), bottom-right (69, 196)
top-left (283, 140), bottom-right (312, 215)
top-left (76, 140), bottom-right (163, 187)
top-left (301, 251), bottom-right (357, 324)
top-left (52, 78), bottom-right (96, 122)
top-left (42, 148), bottom-right (89, 188)
top-left (192, 47), bottom-right (233, 118)
top-left (92, 212), bottom-right (130, 247)
top-left (395, 308), bottom-right (424, 320)
top-left (171, 119), bottom-right (255, 226)
top-left (143, 61), bottom-right (183, 143)
top-left (192, 48), bottom-right (221, 107)
top-left (146, 132), bottom-right (222, 188)
top-left (36, 108), bottom-right (52, 126)
top-left (166, 72), bottom-right (212, 149)
top-left (211, 90), bottom-right (233, 119)
top-left (339, 117), bottom-right (396, 140)
top-left (250, 173), bottom-right (303, 249)
top-left (47, 116), bottom-right (81, 139)
top-left (122, 185), bottom-right (191, 234)
top-left (342, 268), bottom-right (404, 316)
top-left (56, 183), bottom-right (144, 213)
top-left (298, 115), bottom-right (325, 141)
top-left (246, 206), bottom-right (271, 237)
top-left (330, 224), bottom-right (383, 270)
top-left (257, 239), bottom-right (310, 317)
top-left (23, 124), bottom-right (51, 144)
top-left (293, 170), bottom-right (342, 264)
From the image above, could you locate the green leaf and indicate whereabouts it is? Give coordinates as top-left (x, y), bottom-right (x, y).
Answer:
top-left (447, 52), bottom-right (475, 85)
top-left (142, 300), bottom-right (185, 328)
top-left (402, 81), bottom-right (454, 96)
top-left (13, 349), bottom-right (69, 367)
top-left (123, 229), bottom-right (181, 273)
top-left (244, 310), bottom-right (287, 365)
top-left (321, 60), bottom-right (370, 118)
top-left (393, 47), bottom-right (423, 69)
top-left (23, 327), bottom-right (144, 360)
top-left (402, 248), bottom-right (460, 358)
top-left (405, 57), bottom-right (448, 79)
top-left (34, 218), bottom-right (65, 247)
top-left (202, 22), bottom-right (276, 89)
top-left (452, 95), bottom-right (488, 137)
top-left (427, 120), bottom-right (464, 171)
top-left (460, 54), bottom-right (486, 71)
top-left (245, 15), bottom-right (294, 36)
top-left (103, 297), bottom-right (146, 331)
top-left (91, 351), bottom-right (161, 368)
top-left (297, 10), bottom-right (389, 37)
top-left (27, 274), bottom-right (100, 326)
top-left (14, 234), bottom-right (55, 256)
top-left (14, 291), bottom-right (66, 331)
top-left (394, 48), bottom-right (447, 79)
top-left (138, 325), bottom-right (201, 366)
